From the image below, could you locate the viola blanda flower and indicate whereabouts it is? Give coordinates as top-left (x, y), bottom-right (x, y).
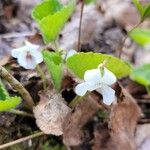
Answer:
top-left (61, 49), bottom-right (77, 60)
top-left (11, 41), bottom-right (43, 69)
top-left (75, 65), bottom-right (117, 105)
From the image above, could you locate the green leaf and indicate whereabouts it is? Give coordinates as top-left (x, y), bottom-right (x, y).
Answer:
top-left (32, 0), bottom-right (62, 22)
top-left (0, 96), bottom-right (21, 111)
top-left (132, 0), bottom-right (150, 21)
top-left (66, 52), bottom-right (132, 78)
top-left (130, 64), bottom-right (150, 86)
top-left (32, 0), bottom-right (75, 43)
top-left (43, 51), bottom-right (63, 90)
top-left (132, 0), bottom-right (144, 17)
top-left (142, 3), bottom-right (150, 21)
top-left (129, 28), bottom-right (150, 46)
top-left (84, 0), bottom-right (94, 4)
top-left (0, 79), bottom-right (9, 100)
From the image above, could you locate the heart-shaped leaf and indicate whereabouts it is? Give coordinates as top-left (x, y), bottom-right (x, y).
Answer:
top-left (0, 79), bottom-right (9, 100)
top-left (32, 0), bottom-right (62, 22)
top-left (0, 97), bottom-right (21, 111)
top-left (66, 52), bottom-right (132, 78)
top-left (32, 0), bottom-right (75, 43)
top-left (130, 63), bottom-right (150, 86)
top-left (43, 51), bottom-right (63, 90)
top-left (129, 28), bottom-right (150, 46)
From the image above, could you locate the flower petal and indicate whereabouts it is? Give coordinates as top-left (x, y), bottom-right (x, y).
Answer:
top-left (86, 81), bottom-right (102, 91)
top-left (97, 84), bottom-right (115, 105)
top-left (31, 50), bottom-right (43, 64)
top-left (11, 47), bottom-right (27, 58)
top-left (101, 68), bottom-right (116, 85)
top-left (18, 52), bottom-right (36, 69)
top-left (75, 82), bottom-right (88, 96)
top-left (25, 41), bottom-right (39, 50)
top-left (84, 69), bottom-right (101, 82)
top-left (66, 49), bottom-right (77, 59)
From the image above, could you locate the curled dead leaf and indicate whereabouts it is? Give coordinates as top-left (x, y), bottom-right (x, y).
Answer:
top-left (93, 86), bottom-right (142, 150)
top-left (63, 93), bottom-right (100, 146)
top-left (135, 124), bottom-right (150, 150)
top-left (33, 89), bottom-right (71, 136)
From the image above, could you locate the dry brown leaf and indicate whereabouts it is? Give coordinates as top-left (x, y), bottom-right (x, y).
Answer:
top-left (63, 93), bottom-right (100, 146)
top-left (33, 89), bottom-right (71, 136)
top-left (101, 0), bottom-right (140, 30)
top-left (93, 87), bottom-right (141, 150)
top-left (0, 55), bottom-right (10, 66)
top-left (135, 124), bottom-right (150, 150)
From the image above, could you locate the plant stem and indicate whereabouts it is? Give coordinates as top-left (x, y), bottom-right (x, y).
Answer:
top-left (69, 92), bottom-right (89, 107)
top-left (146, 85), bottom-right (150, 95)
top-left (77, 1), bottom-right (84, 52)
top-left (53, 40), bottom-right (59, 51)
top-left (118, 21), bottom-right (142, 58)
top-left (0, 131), bottom-right (44, 149)
top-left (0, 66), bottom-right (35, 109)
top-left (36, 65), bottom-right (47, 90)
top-left (7, 109), bottom-right (34, 118)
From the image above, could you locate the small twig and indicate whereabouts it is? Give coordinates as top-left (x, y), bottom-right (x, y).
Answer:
top-left (7, 109), bottom-right (34, 118)
top-left (77, 1), bottom-right (84, 51)
top-left (0, 31), bottom-right (35, 39)
top-left (0, 66), bottom-right (35, 109)
top-left (118, 21), bottom-right (142, 58)
top-left (0, 131), bottom-right (44, 149)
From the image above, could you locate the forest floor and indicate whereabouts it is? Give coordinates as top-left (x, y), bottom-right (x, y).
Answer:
top-left (0, 0), bottom-right (150, 150)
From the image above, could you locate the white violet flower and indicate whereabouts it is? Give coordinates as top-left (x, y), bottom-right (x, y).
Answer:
top-left (66, 49), bottom-right (77, 59)
top-left (61, 49), bottom-right (77, 60)
top-left (75, 65), bottom-right (117, 105)
top-left (11, 41), bottom-right (43, 69)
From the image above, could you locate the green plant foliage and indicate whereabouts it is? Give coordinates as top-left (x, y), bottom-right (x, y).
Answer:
top-left (43, 51), bottom-right (63, 90)
top-left (133, 0), bottom-right (144, 16)
top-left (32, 0), bottom-right (75, 43)
top-left (0, 96), bottom-right (21, 111)
top-left (0, 79), bottom-right (9, 100)
top-left (32, 0), bottom-right (62, 22)
top-left (132, 0), bottom-right (150, 21)
top-left (131, 64), bottom-right (150, 86)
top-left (84, 0), bottom-right (94, 4)
top-left (129, 28), bottom-right (150, 46)
top-left (66, 52), bottom-right (132, 78)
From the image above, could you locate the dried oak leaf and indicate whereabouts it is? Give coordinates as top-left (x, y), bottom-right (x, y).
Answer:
top-left (135, 124), bottom-right (150, 150)
top-left (63, 93), bottom-right (100, 146)
top-left (33, 89), bottom-right (71, 136)
top-left (93, 88), bottom-right (141, 150)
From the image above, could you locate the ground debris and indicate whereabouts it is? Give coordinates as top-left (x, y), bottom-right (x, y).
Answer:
top-left (92, 87), bottom-right (141, 150)
top-left (33, 89), bottom-right (71, 136)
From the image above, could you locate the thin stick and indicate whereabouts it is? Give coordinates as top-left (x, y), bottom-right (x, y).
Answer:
top-left (0, 66), bottom-right (35, 109)
top-left (0, 131), bottom-right (44, 149)
top-left (7, 109), bottom-right (34, 118)
top-left (118, 21), bottom-right (142, 58)
top-left (77, 1), bottom-right (84, 51)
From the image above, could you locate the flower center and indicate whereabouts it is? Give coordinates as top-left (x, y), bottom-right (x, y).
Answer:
top-left (26, 51), bottom-right (33, 62)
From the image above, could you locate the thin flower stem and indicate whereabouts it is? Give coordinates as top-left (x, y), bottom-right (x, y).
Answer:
top-left (118, 21), bottom-right (142, 58)
top-left (7, 109), bottom-right (34, 118)
top-left (36, 65), bottom-right (47, 90)
top-left (69, 92), bottom-right (89, 107)
top-left (53, 40), bottom-right (59, 51)
top-left (77, 1), bottom-right (84, 52)
top-left (146, 85), bottom-right (150, 95)
top-left (0, 65), bottom-right (35, 109)
top-left (0, 131), bottom-right (44, 149)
